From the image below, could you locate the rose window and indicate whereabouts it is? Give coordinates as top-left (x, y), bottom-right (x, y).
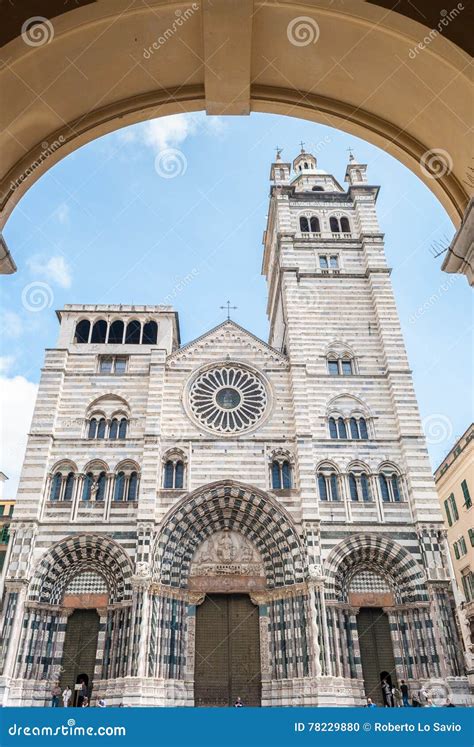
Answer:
top-left (189, 365), bottom-right (267, 433)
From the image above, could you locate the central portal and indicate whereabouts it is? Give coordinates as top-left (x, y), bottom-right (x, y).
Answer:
top-left (194, 594), bottom-right (261, 707)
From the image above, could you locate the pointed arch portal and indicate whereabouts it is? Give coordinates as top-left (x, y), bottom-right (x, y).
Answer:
top-left (1, 0), bottom-right (471, 275)
top-left (154, 480), bottom-right (305, 589)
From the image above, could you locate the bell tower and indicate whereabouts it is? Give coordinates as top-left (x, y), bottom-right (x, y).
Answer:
top-left (261, 145), bottom-right (446, 531)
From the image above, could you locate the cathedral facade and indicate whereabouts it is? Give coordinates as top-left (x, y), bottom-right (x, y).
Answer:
top-left (0, 150), bottom-right (470, 707)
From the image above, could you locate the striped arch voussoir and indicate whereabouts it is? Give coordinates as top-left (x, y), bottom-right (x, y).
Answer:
top-left (324, 534), bottom-right (428, 604)
top-left (29, 534), bottom-right (133, 605)
top-left (155, 481), bottom-right (305, 589)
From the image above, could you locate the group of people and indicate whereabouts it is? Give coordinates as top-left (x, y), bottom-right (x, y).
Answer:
top-left (51, 681), bottom-right (110, 708)
top-left (365, 680), bottom-right (456, 708)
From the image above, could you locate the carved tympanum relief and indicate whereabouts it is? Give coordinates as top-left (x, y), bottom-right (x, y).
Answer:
top-left (190, 530), bottom-right (264, 577)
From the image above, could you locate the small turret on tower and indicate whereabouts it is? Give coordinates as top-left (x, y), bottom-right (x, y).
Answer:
top-left (344, 149), bottom-right (368, 185)
top-left (270, 147), bottom-right (291, 184)
top-left (292, 142), bottom-right (318, 174)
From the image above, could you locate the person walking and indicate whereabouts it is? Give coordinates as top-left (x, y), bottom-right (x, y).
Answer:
top-left (51, 684), bottom-right (61, 707)
top-left (418, 685), bottom-right (428, 707)
top-left (77, 679), bottom-right (88, 708)
top-left (382, 679), bottom-right (393, 707)
top-left (62, 686), bottom-right (72, 708)
top-left (400, 680), bottom-right (409, 707)
top-left (234, 697), bottom-right (243, 707)
top-left (97, 698), bottom-right (106, 708)
top-left (365, 698), bottom-right (376, 708)
top-left (392, 685), bottom-right (402, 708)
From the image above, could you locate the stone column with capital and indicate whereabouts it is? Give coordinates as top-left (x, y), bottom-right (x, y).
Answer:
top-left (130, 562), bottom-right (153, 679)
top-left (0, 581), bottom-right (28, 705)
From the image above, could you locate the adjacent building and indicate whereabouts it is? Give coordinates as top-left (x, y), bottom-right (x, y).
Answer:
top-left (435, 424), bottom-right (474, 680)
top-left (0, 473), bottom-right (14, 575)
top-left (0, 150), bottom-right (470, 707)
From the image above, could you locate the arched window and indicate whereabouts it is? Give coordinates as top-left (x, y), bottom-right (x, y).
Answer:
top-left (142, 321), bottom-right (158, 345)
top-left (271, 460), bottom-right (292, 490)
top-left (328, 359), bottom-right (339, 375)
top-left (310, 216), bottom-right (320, 232)
top-left (164, 461), bottom-right (174, 489)
top-left (379, 474), bottom-right (390, 502)
top-left (96, 472), bottom-right (107, 501)
top-left (118, 418), bottom-right (127, 439)
top-left (88, 418), bottom-right (98, 439)
top-left (74, 319), bottom-right (90, 344)
top-left (329, 217), bottom-right (340, 233)
top-left (361, 473), bottom-right (371, 502)
top-left (349, 471), bottom-right (372, 503)
top-left (127, 472), bottom-right (138, 501)
top-left (272, 461), bottom-right (281, 489)
top-left (318, 474), bottom-right (328, 501)
top-left (114, 472), bottom-right (125, 501)
top-left (109, 418), bottom-right (119, 440)
top-left (317, 471), bottom-right (340, 501)
top-left (63, 472), bottom-right (75, 501)
top-left (163, 459), bottom-right (185, 489)
top-left (340, 216), bottom-right (350, 233)
top-left (391, 474), bottom-right (401, 502)
top-left (91, 319), bottom-right (107, 344)
top-left (359, 418), bottom-right (368, 440)
top-left (350, 417), bottom-right (359, 439)
top-left (108, 319), bottom-right (124, 344)
top-left (379, 470), bottom-right (402, 502)
top-left (96, 418), bottom-right (106, 439)
top-left (282, 461), bottom-right (292, 489)
top-left (125, 320), bottom-right (141, 344)
top-left (341, 359), bottom-right (352, 375)
top-left (330, 473), bottom-right (340, 501)
top-left (349, 473), bottom-right (359, 501)
top-left (82, 472), bottom-right (93, 501)
top-left (175, 461), bottom-right (184, 489)
top-left (300, 216), bottom-right (310, 232)
top-left (49, 473), bottom-right (62, 501)
top-left (337, 417), bottom-right (347, 439)
top-left (329, 417), bottom-right (338, 439)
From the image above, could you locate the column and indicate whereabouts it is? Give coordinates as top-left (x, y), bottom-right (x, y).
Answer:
top-left (0, 582), bottom-right (27, 704)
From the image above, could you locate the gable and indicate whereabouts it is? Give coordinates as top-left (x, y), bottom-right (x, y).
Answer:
top-left (167, 321), bottom-right (287, 369)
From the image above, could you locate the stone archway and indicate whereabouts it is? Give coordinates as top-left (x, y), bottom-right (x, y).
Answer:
top-left (154, 480), bottom-right (305, 589)
top-left (1, 0), bottom-right (471, 274)
top-left (323, 533), bottom-right (429, 605)
top-left (29, 533), bottom-right (133, 605)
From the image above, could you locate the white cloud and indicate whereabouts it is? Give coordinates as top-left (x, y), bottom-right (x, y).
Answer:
top-left (118, 112), bottom-right (227, 154)
top-left (0, 310), bottom-right (24, 339)
top-left (27, 255), bottom-right (72, 289)
top-left (0, 375), bottom-right (38, 500)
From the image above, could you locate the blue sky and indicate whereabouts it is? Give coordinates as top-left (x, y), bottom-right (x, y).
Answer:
top-left (0, 112), bottom-right (472, 496)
